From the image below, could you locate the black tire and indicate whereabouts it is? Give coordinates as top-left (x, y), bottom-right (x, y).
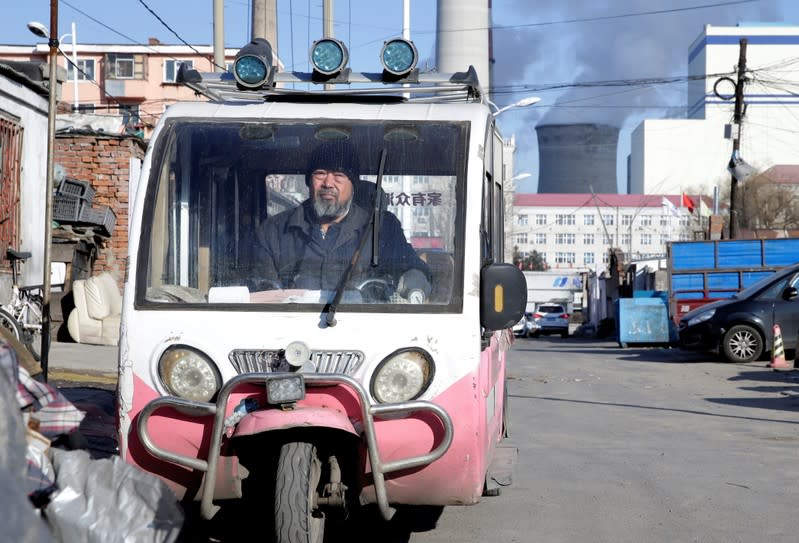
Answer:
top-left (0, 308), bottom-right (22, 341)
top-left (561, 331), bottom-right (569, 338)
top-left (530, 331), bottom-right (540, 338)
top-left (722, 324), bottom-right (763, 363)
top-left (275, 441), bottom-right (325, 543)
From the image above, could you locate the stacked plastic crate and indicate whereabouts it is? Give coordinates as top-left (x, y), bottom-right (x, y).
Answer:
top-left (52, 178), bottom-right (116, 237)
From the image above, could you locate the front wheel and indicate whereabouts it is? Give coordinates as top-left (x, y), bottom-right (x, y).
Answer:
top-left (722, 324), bottom-right (763, 363)
top-left (0, 308), bottom-right (22, 341)
top-left (275, 441), bottom-right (325, 543)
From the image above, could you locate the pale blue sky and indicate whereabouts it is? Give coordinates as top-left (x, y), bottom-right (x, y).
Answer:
top-left (3, 1), bottom-right (799, 193)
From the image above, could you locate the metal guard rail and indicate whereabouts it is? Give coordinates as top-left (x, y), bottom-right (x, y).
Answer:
top-left (137, 372), bottom-right (454, 521)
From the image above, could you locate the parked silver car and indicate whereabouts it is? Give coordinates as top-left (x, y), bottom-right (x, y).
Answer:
top-left (530, 304), bottom-right (570, 338)
top-left (513, 311), bottom-right (536, 338)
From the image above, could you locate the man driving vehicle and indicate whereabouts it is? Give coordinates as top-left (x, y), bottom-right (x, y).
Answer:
top-left (255, 140), bottom-right (431, 303)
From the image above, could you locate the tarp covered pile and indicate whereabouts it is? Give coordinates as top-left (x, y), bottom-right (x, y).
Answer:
top-left (0, 332), bottom-right (184, 542)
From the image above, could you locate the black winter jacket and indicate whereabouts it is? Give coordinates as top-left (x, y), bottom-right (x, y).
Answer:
top-left (257, 200), bottom-right (430, 294)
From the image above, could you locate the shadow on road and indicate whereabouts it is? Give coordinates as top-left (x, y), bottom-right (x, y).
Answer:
top-left (57, 386), bottom-right (118, 458)
top-left (179, 500), bottom-right (444, 543)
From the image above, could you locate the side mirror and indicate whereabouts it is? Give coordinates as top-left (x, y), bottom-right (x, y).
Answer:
top-left (480, 263), bottom-right (527, 332)
top-left (783, 286), bottom-right (798, 301)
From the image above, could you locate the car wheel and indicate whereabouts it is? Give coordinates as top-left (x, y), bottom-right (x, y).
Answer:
top-left (530, 331), bottom-right (540, 338)
top-left (722, 324), bottom-right (763, 363)
top-left (561, 331), bottom-right (569, 338)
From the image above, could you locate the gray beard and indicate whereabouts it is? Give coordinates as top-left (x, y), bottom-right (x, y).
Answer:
top-left (313, 197), bottom-right (351, 223)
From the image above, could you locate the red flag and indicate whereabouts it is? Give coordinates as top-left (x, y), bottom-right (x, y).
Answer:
top-left (682, 193), bottom-right (695, 213)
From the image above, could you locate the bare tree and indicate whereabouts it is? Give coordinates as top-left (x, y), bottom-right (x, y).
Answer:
top-left (738, 173), bottom-right (799, 229)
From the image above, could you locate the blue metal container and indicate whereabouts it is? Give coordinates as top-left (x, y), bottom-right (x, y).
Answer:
top-left (617, 297), bottom-right (673, 347)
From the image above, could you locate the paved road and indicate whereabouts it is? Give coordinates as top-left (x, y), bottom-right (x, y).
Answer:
top-left (50, 337), bottom-right (799, 542)
top-left (402, 336), bottom-right (799, 543)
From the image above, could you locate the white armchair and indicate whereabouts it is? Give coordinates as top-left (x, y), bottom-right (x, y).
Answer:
top-left (67, 272), bottom-right (122, 346)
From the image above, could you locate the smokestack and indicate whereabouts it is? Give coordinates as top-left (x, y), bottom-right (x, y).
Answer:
top-left (536, 124), bottom-right (620, 194)
top-left (437, 0), bottom-right (490, 96)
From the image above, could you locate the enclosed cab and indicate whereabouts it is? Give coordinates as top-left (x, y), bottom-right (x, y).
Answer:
top-left (118, 36), bottom-right (526, 540)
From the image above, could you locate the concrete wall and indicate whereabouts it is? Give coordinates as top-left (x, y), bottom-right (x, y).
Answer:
top-left (0, 72), bottom-right (48, 292)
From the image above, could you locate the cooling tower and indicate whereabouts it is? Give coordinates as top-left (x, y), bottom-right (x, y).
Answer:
top-left (536, 124), bottom-right (620, 194)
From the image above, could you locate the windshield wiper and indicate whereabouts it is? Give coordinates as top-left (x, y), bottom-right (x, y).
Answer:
top-left (325, 148), bottom-right (387, 327)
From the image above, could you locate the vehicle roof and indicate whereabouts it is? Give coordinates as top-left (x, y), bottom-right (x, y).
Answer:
top-left (161, 99), bottom-right (491, 124)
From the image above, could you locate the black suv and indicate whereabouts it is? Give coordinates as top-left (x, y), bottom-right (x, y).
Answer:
top-left (678, 262), bottom-right (799, 363)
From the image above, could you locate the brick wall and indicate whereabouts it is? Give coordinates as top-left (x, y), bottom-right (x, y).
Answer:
top-left (55, 133), bottom-right (146, 285)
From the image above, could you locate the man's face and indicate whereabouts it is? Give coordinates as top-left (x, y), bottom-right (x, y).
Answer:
top-left (310, 169), bottom-right (353, 221)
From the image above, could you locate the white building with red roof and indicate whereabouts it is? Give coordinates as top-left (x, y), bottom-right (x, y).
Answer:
top-left (512, 193), bottom-right (709, 271)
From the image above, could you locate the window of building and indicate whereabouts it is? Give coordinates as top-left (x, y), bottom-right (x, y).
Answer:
top-left (583, 233), bottom-right (594, 245)
top-left (164, 59), bottom-right (194, 83)
top-left (555, 252), bottom-right (576, 264)
top-left (106, 53), bottom-right (145, 79)
top-left (640, 215), bottom-right (652, 226)
top-left (660, 234), bottom-right (668, 245)
top-left (517, 214), bottom-right (528, 226)
top-left (679, 216), bottom-right (689, 226)
top-left (583, 214), bottom-right (595, 225)
top-left (603, 214), bottom-right (614, 226)
top-left (602, 252), bottom-right (609, 264)
top-left (539, 252), bottom-right (547, 264)
top-left (621, 214), bottom-right (632, 226)
top-left (603, 234), bottom-right (614, 245)
top-left (535, 213), bottom-right (547, 225)
top-left (641, 233), bottom-right (652, 245)
top-left (67, 58), bottom-right (95, 81)
top-left (115, 56), bottom-right (134, 78)
top-left (584, 252), bottom-right (595, 265)
top-left (621, 234), bottom-right (631, 246)
top-left (555, 214), bottom-right (575, 225)
top-left (535, 233), bottom-right (547, 244)
top-left (516, 232), bottom-right (528, 245)
top-left (555, 233), bottom-right (575, 245)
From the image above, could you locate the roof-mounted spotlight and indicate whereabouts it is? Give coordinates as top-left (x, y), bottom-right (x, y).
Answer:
top-left (380, 38), bottom-right (419, 80)
top-left (310, 38), bottom-right (349, 80)
top-left (233, 37), bottom-right (275, 89)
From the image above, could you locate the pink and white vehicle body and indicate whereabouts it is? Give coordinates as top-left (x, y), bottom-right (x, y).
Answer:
top-left (116, 45), bottom-right (526, 532)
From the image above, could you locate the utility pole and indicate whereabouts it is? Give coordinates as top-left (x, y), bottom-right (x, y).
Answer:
top-left (323, 0), bottom-right (334, 38)
top-left (213, 0), bottom-right (224, 71)
top-left (251, 0), bottom-right (278, 50)
top-left (40, 0), bottom-right (59, 381)
top-left (728, 38), bottom-right (747, 239)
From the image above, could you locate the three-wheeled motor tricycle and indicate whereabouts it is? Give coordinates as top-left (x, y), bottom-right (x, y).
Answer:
top-left (117, 35), bottom-right (527, 542)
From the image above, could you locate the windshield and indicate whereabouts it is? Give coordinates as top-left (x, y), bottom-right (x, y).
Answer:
top-left (138, 119), bottom-right (467, 312)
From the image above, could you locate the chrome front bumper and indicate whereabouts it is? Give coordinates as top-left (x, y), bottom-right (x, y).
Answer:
top-left (137, 372), bottom-right (453, 521)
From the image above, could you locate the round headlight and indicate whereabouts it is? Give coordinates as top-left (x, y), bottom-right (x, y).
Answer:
top-left (159, 346), bottom-right (221, 402)
top-left (234, 55), bottom-right (269, 87)
top-left (380, 38), bottom-right (418, 76)
top-left (371, 348), bottom-right (434, 403)
top-left (310, 38), bottom-right (349, 75)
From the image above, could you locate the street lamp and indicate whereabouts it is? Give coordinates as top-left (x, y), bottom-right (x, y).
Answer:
top-left (29, 20), bottom-right (79, 111)
top-left (489, 96), bottom-right (541, 117)
top-left (26, 3), bottom-right (59, 381)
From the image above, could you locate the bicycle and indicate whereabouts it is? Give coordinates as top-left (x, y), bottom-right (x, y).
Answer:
top-left (0, 249), bottom-right (44, 361)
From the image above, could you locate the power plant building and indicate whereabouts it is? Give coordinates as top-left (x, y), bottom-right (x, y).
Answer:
top-left (630, 24), bottom-right (799, 195)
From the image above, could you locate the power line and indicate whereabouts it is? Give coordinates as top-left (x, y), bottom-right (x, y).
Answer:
top-left (135, 0), bottom-right (227, 71)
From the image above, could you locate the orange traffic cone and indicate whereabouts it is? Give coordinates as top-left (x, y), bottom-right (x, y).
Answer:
top-left (770, 324), bottom-right (793, 370)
